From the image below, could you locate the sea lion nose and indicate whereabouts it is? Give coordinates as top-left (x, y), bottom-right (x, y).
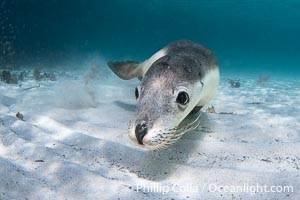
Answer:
top-left (135, 122), bottom-right (148, 144)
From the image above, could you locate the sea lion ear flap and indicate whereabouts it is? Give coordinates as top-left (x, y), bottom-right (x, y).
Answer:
top-left (107, 61), bottom-right (141, 80)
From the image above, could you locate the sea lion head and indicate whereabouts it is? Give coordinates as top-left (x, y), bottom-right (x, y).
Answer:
top-left (128, 55), bottom-right (205, 150)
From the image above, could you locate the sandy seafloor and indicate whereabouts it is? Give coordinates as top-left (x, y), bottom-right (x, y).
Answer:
top-left (0, 66), bottom-right (299, 200)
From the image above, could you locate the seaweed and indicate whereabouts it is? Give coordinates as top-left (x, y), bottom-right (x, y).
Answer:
top-left (257, 74), bottom-right (270, 85)
top-left (247, 101), bottom-right (263, 105)
top-left (33, 68), bottom-right (56, 81)
top-left (0, 68), bottom-right (57, 84)
top-left (0, 70), bottom-right (18, 84)
top-left (33, 68), bottom-right (42, 81)
top-left (228, 78), bottom-right (241, 88)
top-left (217, 112), bottom-right (237, 115)
top-left (18, 71), bottom-right (27, 81)
top-left (205, 106), bottom-right (239, 115)
top-left (16, 112), bottom-right (24, 121)
top-left (206, 105), bottom-right (216, 113)
top-left (44, 72), bottom-right (57, 81)
top-left (21, 84), bottom-right (40, 91)
top-left (1, 70), bottom-right (11, 83)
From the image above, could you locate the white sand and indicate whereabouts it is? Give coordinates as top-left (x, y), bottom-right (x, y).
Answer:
top-left (0, 69), bottom-right (299, 199)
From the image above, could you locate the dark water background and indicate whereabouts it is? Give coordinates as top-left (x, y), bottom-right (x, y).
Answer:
top-left (1, 0), bottom-right (299, 75)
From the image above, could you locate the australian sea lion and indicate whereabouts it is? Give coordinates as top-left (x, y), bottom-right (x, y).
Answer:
top-left (108, 40), bottom-right (219, 150)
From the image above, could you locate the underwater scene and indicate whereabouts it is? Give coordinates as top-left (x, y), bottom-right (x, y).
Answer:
top-left (0, 0), bottom-right (299, 199)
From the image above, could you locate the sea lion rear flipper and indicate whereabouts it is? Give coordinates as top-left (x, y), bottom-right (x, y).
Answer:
top-left (107, 61), bottom-right (142, 80)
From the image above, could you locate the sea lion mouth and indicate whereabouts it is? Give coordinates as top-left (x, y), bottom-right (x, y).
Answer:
top-left (128, 112), bottom-right (202, 150)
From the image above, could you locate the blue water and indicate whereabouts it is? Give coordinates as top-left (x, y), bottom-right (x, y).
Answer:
top-left (1, 0), bottom-right (300, 76)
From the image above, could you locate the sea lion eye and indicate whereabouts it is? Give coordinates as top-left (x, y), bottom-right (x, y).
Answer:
top-left (135, 87), bottom-right (139, 99)
top-left (176, 91), bottom-right (189, 105)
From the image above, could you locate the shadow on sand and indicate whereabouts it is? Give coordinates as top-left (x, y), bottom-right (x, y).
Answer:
top-left (100, 112), bottom-right (212, 181)
top-left (114, 100), bottom-right (136, 112)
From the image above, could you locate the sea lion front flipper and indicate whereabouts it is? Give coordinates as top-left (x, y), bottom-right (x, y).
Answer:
top-left (189, 106), bottom-right (203, 115)
top-left (107, 61), bottom-right (143, 80)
